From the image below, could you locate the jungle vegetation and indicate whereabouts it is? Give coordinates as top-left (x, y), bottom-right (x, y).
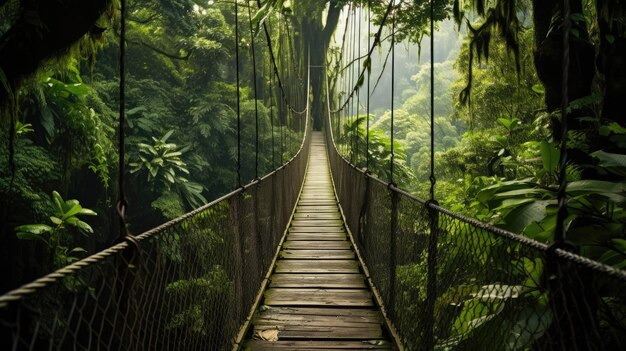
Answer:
top-left (0, 1), bottom-right (625, 338)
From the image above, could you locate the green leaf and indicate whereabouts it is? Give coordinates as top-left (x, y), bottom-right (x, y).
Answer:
top-left (16, 232), bottom-right (42, 240)
top-left (69, 247), bottom-right (87, 254)
top-left (50, 216), bottom-right (63, 225)
top-left (79, 208), bottom-right (97, 216)
top-left (502, 201), bottom-right (551, 233)
top-left (540, 141), bottom-right (559, 173)
top-left (531, 83), bottom-right (545, 95)
top-left (63, 83), bottom-right (88, 96)
top-left (591, 150), bottom-right (626, 176)
top-left (66, 217), bottom-right (94, 234)
top-left (567, 180), bottom-right (624, 196)
top-left (15, 224), bottom-right (52, 238)
top-left (62, 203), bottom-right (83, 220)
top-left (51, 191), bottom-right (64, 215)
top-left (161, 130), bottom-right (175, 143)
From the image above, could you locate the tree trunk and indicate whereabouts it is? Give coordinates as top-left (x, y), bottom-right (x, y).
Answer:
top-left (532, 0), bottom-right (594, 119)
top-left (296, 0), bottom-right (341, 130)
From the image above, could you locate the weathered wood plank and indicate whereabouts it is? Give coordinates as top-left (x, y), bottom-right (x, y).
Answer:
top-left (254, 307), bottom-right (381, 318)
top-left (244, 340), bottom-right (392, 350)
top-left (270, 274), bottom-right (365, 288)
top-left (287, 233), bottom-right (347, 241)
top-left (264, 288), bottom-right (373, 307)
top-left (275, 259), bottom-right (358, 273)
top-left (296, 205), bottom-right (339, 212)
top-left (289, 226), bottom-right (345, 233)
top-left (280, 249), bottom-right (354, 259)
top-left (283, 241), bottom-right (351, 250)
top-left (291, 220), bottom-right (344, 227)
top-left (241, 132), bottom-right (392, 350)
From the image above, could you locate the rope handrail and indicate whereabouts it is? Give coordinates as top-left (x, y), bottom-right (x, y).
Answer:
top-left (324, 71), bottom-right (626, 282)
top-left (0, 73), bottom-right (310, 309)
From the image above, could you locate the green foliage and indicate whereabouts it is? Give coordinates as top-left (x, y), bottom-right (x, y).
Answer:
top-left (129, 130), bottom-right (207, 211)
top-left (14, 191), bottom-right (96, 267)
top-left (337, 116), bottom-right (415, 187)
top-left (165, 266), bottom-right (232, 335)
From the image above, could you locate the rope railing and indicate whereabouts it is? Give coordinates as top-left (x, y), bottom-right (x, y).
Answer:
top-left (0, 112), bottom-right (310, 351)
top-left (325, 40), bottom-right (626, 351)
top-left (0, 0), bottom-right (312, 348)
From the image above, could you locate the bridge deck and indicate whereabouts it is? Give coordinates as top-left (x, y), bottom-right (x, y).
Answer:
top-left (244, 132), bottom-right (392, 350)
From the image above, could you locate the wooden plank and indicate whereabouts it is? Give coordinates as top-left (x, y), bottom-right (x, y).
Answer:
top-left (287, 233), bottom-right (347, 241)
top-left (296, 207), bottom-right (340, 213)
top-left (254, 307), bottom-right (381, 318)
top-left (244, 340), bottom-right (392, 350)
top-left (264, 288), bottom-right (373, 307)
top-left (283, 241), bottom-right (351, 250)
top-left (280, 249), bottom-right (354, 259)
top-left (289, 227), bottom-right (345, 233)
top-left (293, 213), bottom-right (341, 219)
top-left (275, 259), bottom-right (358, 273)
top-left (252, 324), bottom-right (383, 340)
top-left (291, 220), bottom-right (344, 227)
top-left (270, 274), bottom-right (365, 288)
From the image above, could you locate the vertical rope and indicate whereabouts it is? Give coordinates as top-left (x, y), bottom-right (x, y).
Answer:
top-left (389, 8), bottom-right (395, 185)
top-left (235, 0), bottom-right (242, 188)
top-left (366, 1), bottom-right (371, 171)
top-left (356, 7), bottom-right (361, 166)
top-left (117, 0), bottom-right (129, 239)
top-left (555, 0), bottom-right (571, 244)
top-left (270, 67), bottom-right (275, 169)
top-left (425, 3), bottom-right (437, 189)
top-left (348, 6), bottom-right (356, 164)
top-left (424, 2), bottom-right (439, 350)
top-left (247, 0), bottom-right (260, 179)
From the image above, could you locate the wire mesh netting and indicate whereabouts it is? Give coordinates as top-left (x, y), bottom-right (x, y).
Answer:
top-left (325, 115), bottom-right (626, 351)
top-left (0, 116), bottom-right (310, 350)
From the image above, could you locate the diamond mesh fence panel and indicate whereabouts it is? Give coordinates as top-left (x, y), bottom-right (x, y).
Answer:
top-left (325, 118), bottom-right (626, 351)
top-left (0, 118), bottom-right (310, 351)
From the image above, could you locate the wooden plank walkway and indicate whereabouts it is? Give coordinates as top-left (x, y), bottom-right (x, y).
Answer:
top-left (243, 132), bottom-right (392, 350)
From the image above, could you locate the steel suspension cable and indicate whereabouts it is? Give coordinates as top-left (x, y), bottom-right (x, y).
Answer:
top-left (247, 0), bottom-right (260, 179)
top-left (555, 0), bottom-right (571, 244)
top-left (235, 0), bottom-right (242, 188)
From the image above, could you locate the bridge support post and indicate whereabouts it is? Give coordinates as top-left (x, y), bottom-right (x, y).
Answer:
top-left (424, 200), bottom-right (439, 351)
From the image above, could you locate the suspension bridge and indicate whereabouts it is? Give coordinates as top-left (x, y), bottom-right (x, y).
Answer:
top-left (2, 1), bottom-right (626, 350)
